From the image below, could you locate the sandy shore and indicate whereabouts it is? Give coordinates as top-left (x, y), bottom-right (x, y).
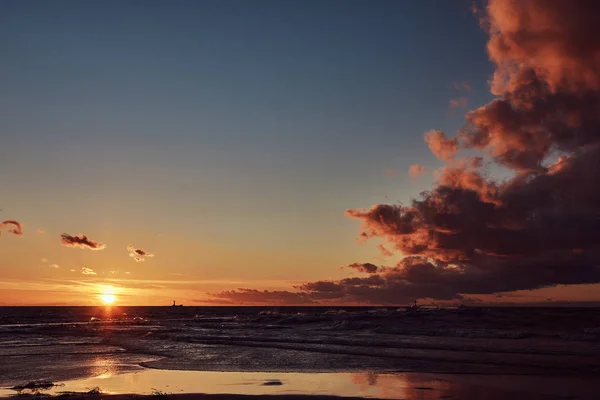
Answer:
top-left (7, 395), bottom-right (371, 400)
top-left (1, 387), bottom-right (596, 400)
top-left (2, 370), bottom-right (600, 400)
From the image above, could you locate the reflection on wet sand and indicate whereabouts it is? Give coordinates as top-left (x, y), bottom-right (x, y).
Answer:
top-left (2, 369), bottom-right (598, 399)
top-left (89, 355), bottom-right (121, 380)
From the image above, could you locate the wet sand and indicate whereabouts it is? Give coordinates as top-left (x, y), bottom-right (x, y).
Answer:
top-left (2, 369), bottom-right (600, 399)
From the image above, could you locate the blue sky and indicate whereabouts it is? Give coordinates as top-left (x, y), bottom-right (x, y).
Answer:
top-left (0, 0), bottom-right (495, 303)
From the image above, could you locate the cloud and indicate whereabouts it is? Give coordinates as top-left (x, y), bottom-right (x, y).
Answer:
top-left (70, 269), bottom-right (76, 272)
top-left (127, 244), bottom-right (154, 262)
top-left (424, 130), bottom-right (458, 162)
top-left (378, 244), bottom-right (393, 257)
top-left (81, 267), bottom-right (97, 275)
top-left (210, 288), bottom-right (315, 305)
top-left (212, 258), bottom-right (600, 305)
top-left (456, 0), bottom-right (600, 172)
top-left (207, 1), bottom-right (600, 306)
top-left (345, 262), bottom-right (380, 274)
top-left (49, 264), bottom-right (59, 269)
top-left (449, 97), bottom-right (469, 110)
top-left (0, 220), bottom-right (23, 237)
top-left (339, 0), bottom-right (600, 302)
top-left (452, 81), bottom-right (471, 92)
top-left (40, 258), bottom-right (48, 263)
top-left (37, 228), bottom-right (45, 234)
top-left (385, 169), bottom-right (397, 177)
top-left (61, 233), bottom-right (106, 250)
top-left (408, 164), bottom-right (427, 178)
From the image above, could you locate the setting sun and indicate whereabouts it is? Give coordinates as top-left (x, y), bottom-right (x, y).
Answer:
top-left (100, 294), bottom-right (116, 305)
top-left (99, 286), bottom-right (117, 305)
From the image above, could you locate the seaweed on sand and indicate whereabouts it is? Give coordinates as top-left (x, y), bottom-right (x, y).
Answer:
top-left (55, 387), bottom-right (102, 398)
top-left (262, 380), bottom-right (283, 386)
top-left (10, 381), bottom-right (64, 395)
top-left (150, 389), bottom-right (169, 399)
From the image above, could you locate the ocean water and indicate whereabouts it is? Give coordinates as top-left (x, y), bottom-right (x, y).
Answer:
top-left (1, 306), bottom-right (600, 389)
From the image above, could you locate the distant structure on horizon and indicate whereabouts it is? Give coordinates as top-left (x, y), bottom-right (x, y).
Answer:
top-left (407, 299), bottom-right (420, 311)
top-left (172, 300), bottom-right (183, 307)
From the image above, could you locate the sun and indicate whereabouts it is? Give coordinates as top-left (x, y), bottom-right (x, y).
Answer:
top-left (100, 293), bottom-right (116, 305)
top-left (99, 285), bottom-right (117, 305)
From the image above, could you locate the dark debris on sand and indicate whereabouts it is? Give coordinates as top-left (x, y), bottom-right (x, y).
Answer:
top-left (10, 381), bottom-right (64, 395)
top-left (262, 380), bottom-right (283, 386)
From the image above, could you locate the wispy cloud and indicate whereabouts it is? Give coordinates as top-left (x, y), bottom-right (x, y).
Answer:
top-left (0, 220), bottom-right (23, 237)
top-left (49, 264), bottom-right (60, 269)
top-left (377, 244), bottom-right (393, 257)
top-left (448, 96), bottom-right (468, 110)
top-left (408, 164), bottom-right (427, 178)
top-left (127, 244), bottom-right (154, 262)
top-left (81, 267), bottom-right (97, 275)
top-left (449, 81), bottom-right (470, 112)
top-left (451, 80), bottom-right (471, 92)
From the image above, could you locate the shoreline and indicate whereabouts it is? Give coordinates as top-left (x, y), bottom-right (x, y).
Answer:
top-left (2, 307), bottom-right (600, 399)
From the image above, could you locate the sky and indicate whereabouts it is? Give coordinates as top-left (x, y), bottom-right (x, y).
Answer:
top-left (2, 0), bottom-right (600, 306)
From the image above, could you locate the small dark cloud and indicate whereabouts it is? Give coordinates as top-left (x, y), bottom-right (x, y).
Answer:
top-left (345, 262), bottom-right (380, 274)
top-left (127, 244), bottom-right (154, 262)
top-left (378, 244), bottom-right (393, 257)
top-left (61, 233), bottom-right (106, 250)
top-left (0, 220), bottom-right (23, 237)
top-left (298, 280), bottom-right (342, 293)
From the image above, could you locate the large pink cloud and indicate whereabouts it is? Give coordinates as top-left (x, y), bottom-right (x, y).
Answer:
top-left (342, 0), bottom-right (600, 297)
top-left (212, 1), bottom-right (600, 305)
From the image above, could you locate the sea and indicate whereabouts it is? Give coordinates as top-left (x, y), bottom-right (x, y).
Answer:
top-left (1, 306), bottom-right (600, 397)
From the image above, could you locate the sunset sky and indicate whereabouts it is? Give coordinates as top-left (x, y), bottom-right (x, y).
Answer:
top-left (2, 0), bottom-right (600, 306)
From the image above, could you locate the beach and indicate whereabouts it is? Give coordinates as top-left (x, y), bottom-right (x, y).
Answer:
top-left (1, 306), bottom-right (600, 399)
top-left (3, 370), bottom-right (600, 399)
